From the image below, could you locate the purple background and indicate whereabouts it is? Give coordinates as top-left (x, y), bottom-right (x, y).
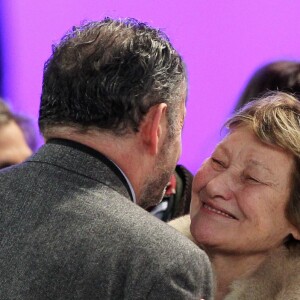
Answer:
top-left (2, 0), bottom-right (300, 174)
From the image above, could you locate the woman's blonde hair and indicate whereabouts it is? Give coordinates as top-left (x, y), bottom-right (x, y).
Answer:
top-left (226, 91), bottom-right (300, 248)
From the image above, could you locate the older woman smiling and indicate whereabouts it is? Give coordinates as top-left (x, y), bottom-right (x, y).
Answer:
top-left (170, 92), bottom-right (300, 299)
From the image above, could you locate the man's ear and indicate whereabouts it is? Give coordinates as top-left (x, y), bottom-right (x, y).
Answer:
top-left (139, 103), bottom-right (167, 155)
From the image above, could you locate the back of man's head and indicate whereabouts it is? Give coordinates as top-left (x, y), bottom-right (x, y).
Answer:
top-left (39, 17), bottom-right (187, 138)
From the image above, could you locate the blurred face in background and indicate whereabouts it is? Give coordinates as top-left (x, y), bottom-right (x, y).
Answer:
top-left (0, 120), bottom-right (32, 169)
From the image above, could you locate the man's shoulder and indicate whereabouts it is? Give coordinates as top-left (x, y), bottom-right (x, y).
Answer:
top-left (72, 190), bottom-right (207, 262)
top-left (121, 208), bottom-right (213, 299)
top-left (113, 202), bottom-right (208, 261)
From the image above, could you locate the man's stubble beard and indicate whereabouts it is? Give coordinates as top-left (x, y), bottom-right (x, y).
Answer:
top-left (139, 136), bottom-right (176, 209)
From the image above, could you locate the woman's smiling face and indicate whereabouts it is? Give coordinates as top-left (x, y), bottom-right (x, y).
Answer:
top-left (190, 125), bottom-right (300, 255)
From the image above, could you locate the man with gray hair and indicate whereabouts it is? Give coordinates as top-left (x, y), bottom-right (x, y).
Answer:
top-left (0, 18), bottom-right (213, 299)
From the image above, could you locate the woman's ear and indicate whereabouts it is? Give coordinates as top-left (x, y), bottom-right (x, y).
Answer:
top-left (138, 103), bottom-right (167, 155)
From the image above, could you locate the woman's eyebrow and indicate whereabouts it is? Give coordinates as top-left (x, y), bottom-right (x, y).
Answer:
top-left (213, 143), bottom-right (229, 156)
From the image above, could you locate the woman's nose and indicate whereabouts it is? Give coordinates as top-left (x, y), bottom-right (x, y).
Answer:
top-left (205, 171), bottom-right (234, 201)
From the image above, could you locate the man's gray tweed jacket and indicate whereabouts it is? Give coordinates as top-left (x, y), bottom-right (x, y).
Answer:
top-left (0, 139), bottom-right (213, 299)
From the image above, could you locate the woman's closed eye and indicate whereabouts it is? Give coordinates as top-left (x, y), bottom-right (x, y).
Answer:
top-left (245, 176), bottom-right (260, 183)
top-left (243, 174), bottom-right (266, 185)
top-left (211, 157), bottom-right (226, 169)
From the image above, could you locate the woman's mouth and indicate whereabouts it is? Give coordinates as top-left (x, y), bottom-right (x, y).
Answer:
top-left (202, 203), bottom-right (237, 220)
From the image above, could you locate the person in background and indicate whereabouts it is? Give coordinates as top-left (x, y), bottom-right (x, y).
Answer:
top-left (0, 98), bottom-right (34, 168)
top-left (0, 17), bottom-right (213, 299)
top-left (235, 60), bottom-right (300, 111)
top-left (170, 92), bottom-right (300, 299)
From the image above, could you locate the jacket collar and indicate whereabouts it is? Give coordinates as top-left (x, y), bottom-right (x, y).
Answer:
top-left (28, 138), bottom-right (134, 202)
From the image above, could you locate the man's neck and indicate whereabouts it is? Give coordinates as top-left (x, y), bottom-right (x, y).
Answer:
top-left (45, 127), bottom-right (152, 205)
